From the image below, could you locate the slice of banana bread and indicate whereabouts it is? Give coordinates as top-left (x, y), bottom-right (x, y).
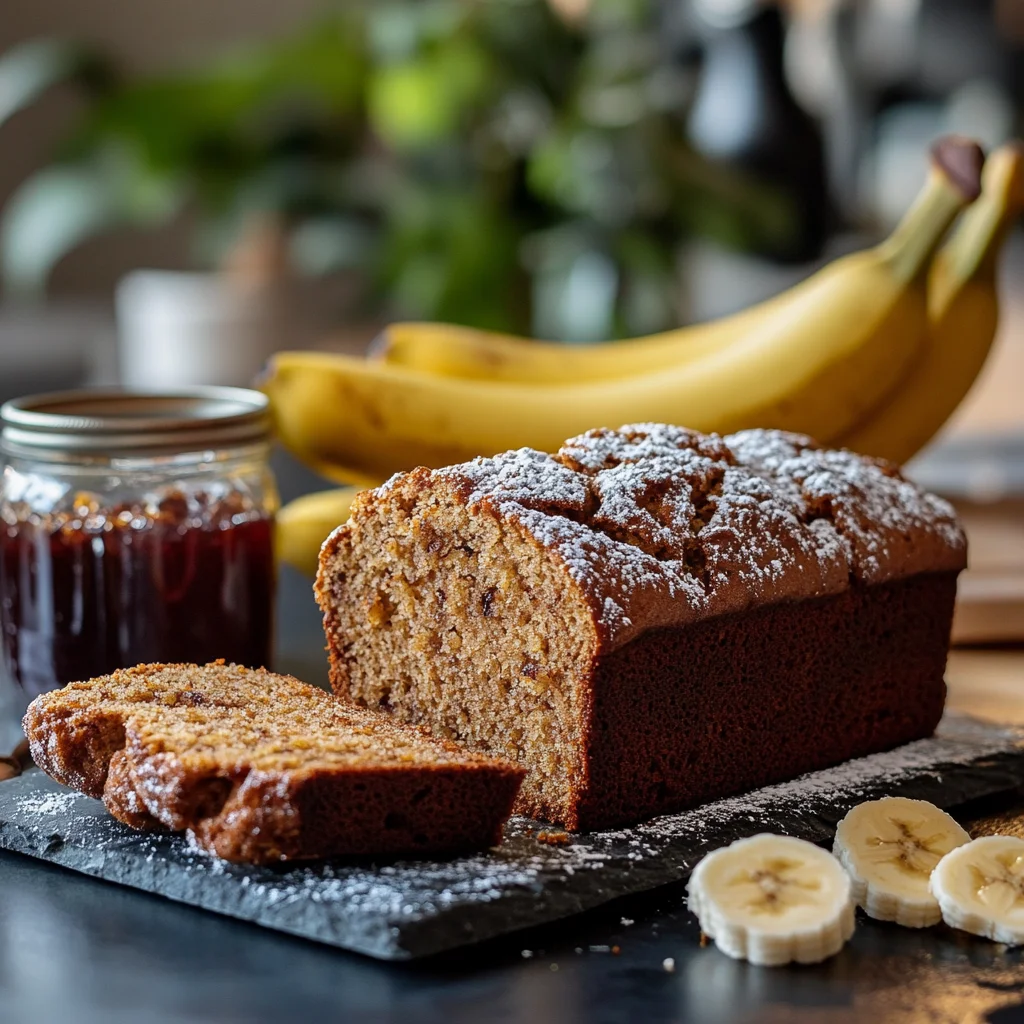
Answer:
top-left (316, 425), bottom-right (966, 831)
top-left (23, 661), bottom-right (524, 863)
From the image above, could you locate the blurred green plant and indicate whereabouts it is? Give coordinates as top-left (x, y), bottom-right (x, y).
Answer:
top-left (0, 0), bottom-right (799, 339)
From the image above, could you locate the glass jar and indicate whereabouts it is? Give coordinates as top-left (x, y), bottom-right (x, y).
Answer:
top-left (0, 388), bottom-right (278, 739)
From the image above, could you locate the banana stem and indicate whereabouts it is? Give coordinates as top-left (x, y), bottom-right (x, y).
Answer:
top-left (878, 169), bottom-right (979, 285)
top-left (935, 143), bottom-right (1024, 290)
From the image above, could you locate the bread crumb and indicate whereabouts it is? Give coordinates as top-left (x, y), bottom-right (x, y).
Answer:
top-left (537, 830), bottom-right (571, 846)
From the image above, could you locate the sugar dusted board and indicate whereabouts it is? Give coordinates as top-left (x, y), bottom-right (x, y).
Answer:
top-left (0, 713), bottom-right (1022, 961)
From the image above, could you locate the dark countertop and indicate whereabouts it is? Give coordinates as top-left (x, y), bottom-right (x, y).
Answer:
top-left (2, 453), bottom-right (1024, 1023)
top-left (2, 815), bottom-right (1023, 1024)
top-left (1, 564), bottom-right (1023, 1024)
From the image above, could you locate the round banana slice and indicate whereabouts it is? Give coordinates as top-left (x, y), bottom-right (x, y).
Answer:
top-left (833, 797), bottom-right (970, 928)
top-left (930, 835), bottom-right (1024, 944)
top-left (687, 834), bottom-right (855, 966)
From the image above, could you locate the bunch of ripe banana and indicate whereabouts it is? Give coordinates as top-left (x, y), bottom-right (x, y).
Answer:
top-left (269, 136), bottom-right (1024, 576)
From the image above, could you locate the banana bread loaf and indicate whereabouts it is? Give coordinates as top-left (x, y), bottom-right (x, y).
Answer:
top-left (24, 661), bottom-right (524, 862)
top-left (316, 425), bottom-right (966, 831)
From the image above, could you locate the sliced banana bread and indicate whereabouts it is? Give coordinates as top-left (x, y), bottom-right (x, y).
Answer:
top-left (316, 425), bottom-right (966, 831)
top-left (23, 661), bottom-right (524, 863)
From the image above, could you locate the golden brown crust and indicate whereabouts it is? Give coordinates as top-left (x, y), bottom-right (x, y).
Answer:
top-left (315, 425), bottom-right (966, 830)
top-left (24, 662), bottom-right (524, 863)
top-left (320, 426), bottom-right (967, 656)
top-left (102, 750), bottom-right (166, 831)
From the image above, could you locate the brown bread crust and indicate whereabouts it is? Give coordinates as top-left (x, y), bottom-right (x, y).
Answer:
top-left (317, 425), bottom-right (966, 830)
top-left (572, 572), bottom-right (956, 829)
top-left (23, 662), bottom-right (524, 863)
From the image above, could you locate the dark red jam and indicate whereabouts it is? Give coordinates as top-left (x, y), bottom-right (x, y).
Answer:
top-left (0, 489), bottom-right (275, 700)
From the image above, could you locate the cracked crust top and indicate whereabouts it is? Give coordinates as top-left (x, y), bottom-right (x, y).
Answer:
top-left (336, 425), bottom-right (966, 653)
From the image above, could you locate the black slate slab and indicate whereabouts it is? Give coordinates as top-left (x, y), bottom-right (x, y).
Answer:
top-left (1, 713), bottom-right (1022, 961)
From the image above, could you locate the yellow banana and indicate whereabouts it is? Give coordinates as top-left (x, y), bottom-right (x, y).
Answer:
top-left (276, 486), bottom-right (365, 576)
top-left (372, 315), bottom-right (751, 384)
top-left (839, 141), bottom-right (1024, 464)
top-left (263, 142), bottom-right (977, 482)
top-left (374, 137), bottom-right (984, 388)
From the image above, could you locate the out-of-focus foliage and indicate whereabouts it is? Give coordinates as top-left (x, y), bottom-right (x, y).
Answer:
top-left (0, 0), bottom-right (798, 338)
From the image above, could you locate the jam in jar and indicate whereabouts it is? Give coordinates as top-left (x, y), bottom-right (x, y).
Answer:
top-left (0, 388), bottom-right (277, 738)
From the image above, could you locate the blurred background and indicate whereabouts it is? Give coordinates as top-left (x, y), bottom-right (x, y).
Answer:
top-left (0, 0), bottom-right (1021, 661)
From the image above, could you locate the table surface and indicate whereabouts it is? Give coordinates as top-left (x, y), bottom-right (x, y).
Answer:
top-left (2, 244), bottom-right (1023, 1022)
top-left (2, 566), bottom-right (1023, 1024)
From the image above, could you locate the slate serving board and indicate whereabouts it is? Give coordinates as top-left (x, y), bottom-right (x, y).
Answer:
top-left (1, 713), bottom-right (1022, 961)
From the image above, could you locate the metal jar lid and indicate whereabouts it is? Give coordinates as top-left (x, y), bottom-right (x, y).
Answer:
top-left (0, 387), bottom-right (271, 457)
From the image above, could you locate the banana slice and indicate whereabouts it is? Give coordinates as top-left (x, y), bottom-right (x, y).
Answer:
top-left (930, 835), bottom-right (1024, 944)
top-left (833, 797), bottom-right (970, 927)
top-left (687, 834), bottom-right (855, 966)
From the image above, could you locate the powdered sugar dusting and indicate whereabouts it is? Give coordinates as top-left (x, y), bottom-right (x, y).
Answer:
top-left (726, 429), bottom-right (966, 585)
top-left (444, 446), bottom-right (592, 514)
top-left (14, 789), bottom-right (81, 817)
top-left (1, 714), bottom-right (1020, 959)
top-left (435, 425), bottom-right (965, 648)
top-left (508, 505), bottom-right (706, 635)
top-left (638, 715), bottom-right (1015, 842)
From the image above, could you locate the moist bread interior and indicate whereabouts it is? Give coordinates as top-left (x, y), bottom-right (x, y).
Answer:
top-left (323, 479), bottom-right (595, 821)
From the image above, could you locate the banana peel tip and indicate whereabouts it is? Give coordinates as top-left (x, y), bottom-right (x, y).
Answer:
top-left (930, 135), bottom-right (985, 202)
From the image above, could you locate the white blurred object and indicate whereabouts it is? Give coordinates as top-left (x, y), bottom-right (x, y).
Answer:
top-left (859, 78), bottom-right (1014, 232)
top-left (784, 0), bottom-right (844, 118)
top-left (784, 0), bottom-right (865, 220)
top-left (945, 79), bottom-right (1016, 151)
top-left (0, 304), bottom-right (116, 401)
top-left (680, 232), bottom-right (864, 323)
top-left (117, 270), bottom-right (291, 389)
top-left (856, 0), bottom-right (921, 85)
top-left (859, 103), bottom-right (944, 230)
top-left (692, 0), bottom-right (758, 30)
